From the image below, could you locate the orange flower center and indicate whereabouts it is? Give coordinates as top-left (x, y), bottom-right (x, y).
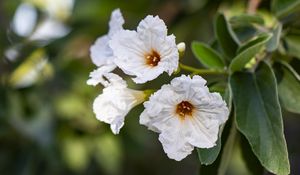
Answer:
top-left (145, 50), bottom-right (161, 67)
top-left (176, 101), bottom-right (194, 119)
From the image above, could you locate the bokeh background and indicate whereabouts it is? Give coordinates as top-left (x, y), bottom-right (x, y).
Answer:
top-left (0, 0), bottom-right (300, 174)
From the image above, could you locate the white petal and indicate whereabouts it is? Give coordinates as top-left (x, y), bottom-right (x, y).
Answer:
top-left (155, 34), bottom-right (179, 75)
top-left (159, 125), bottom-right (195, 161)
top-left (137, 15), bottom-right (167, 38)
top-left (90, 9), bottom-right (124, 67)
top-left (90, 35), bottom-right (114, 67)
top-left (141, 98), bottom-right (194, 161)
top-left (12, 3), bottom-right (37, 37)
top-left (29, 18), bottom-right (70, 41)
top-left (131, 66), bottom-right (165, 84)
top-left (140, 75), bottom-right (229, 160)
top-left (93, 81), bottom-right (145, 134)
top-left (86, 65), bottom-right (117, 86)
top-left (185, 116), bottom-right (219, 148)
top-left (108, 8), bottom-right (125, 37)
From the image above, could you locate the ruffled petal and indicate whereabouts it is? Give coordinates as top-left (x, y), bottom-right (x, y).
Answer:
top-left (90, 35), bottom-right (114, 67)
top-left (86, 65), bottom-right (116, 86)
top-left (159, 124), bottom-right (194, 161)
top-left (185, 115), bottom-right (219, 148)
top-left (137, 15), bottom-right (167, 38)
top-left (108, 8), bottom-right (125, 37)
top-left (156, 34), bottom-right (179, 75)
top-left (90, 8), bottom-right (124, 67)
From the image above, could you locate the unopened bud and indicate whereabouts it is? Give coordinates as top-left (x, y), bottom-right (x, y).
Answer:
top-left (177, 42), bottom-right (186, 53)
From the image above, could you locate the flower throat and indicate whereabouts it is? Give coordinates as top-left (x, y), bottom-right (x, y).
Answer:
top-left (145, 50), bottom-right (160, 66)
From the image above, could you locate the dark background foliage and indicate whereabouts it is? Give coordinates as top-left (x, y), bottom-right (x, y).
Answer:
top-left (0, 0), bottom-right (300, 174)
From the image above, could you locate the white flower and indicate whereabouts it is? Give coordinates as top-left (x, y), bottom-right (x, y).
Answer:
top-left (140, 75), bottom-right (229, 161)
top-left (90, 9), bottom-right (124, 67)
top-left (109, 15), bottom-right (179, 84)
top-left (93, 73), bottom-right (145, 134)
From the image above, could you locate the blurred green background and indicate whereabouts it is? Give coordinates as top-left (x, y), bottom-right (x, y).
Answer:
top-left (0, 0), bottom-right (300, 174)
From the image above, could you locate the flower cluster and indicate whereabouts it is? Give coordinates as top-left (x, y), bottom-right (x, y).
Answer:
top-left (87, 9), bottom-right (229, 161)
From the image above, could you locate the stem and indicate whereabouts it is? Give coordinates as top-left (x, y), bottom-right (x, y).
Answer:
top-left (143, 89), bottom-right (156, 100)
top-left (247, 0), bottom-right (261, 14)
top-left (179, 63), bottom-right (228, 75)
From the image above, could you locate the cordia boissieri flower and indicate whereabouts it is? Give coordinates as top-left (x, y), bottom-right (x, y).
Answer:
top-left (140, 75), bottom-right (229, 161)
top-left (109, 15), bottom-right (179, 84)
top-left (93, 73), bottom-right (146, 134)
top-left (90, 8), bottom-right (124, 68)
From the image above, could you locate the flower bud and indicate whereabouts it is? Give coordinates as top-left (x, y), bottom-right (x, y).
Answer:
top-left (177, 42), bottom-right (186, 58)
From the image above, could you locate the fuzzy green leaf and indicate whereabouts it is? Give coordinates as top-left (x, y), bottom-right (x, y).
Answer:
top-left (217, 119), bottom-right (237, 175)
top-left (229, 33), bottom-right (272, 73)
top-left (230, 14), bottom-right (265, 27)
top-left (272, 0), bottom-right (300, 17)
top-left (192, 41), bottom-right (225, 70)
top-left (230, 61), bottom-right (290, 175)
top-left (285, 34), bottom-right (300, 59)
top-left (266, 23), bottom-right (282, 52)
top-left (240, 135), bottom-right (264, 175)
top-left (215, 13), bottom-right (239, 59)
top-left (275, 62), bottom-right (300, 114)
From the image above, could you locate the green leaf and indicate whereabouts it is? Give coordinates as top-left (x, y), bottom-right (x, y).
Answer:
top-left (229, 33), bottom-right (272, 73)
top-left (230, 14), bottom-right (265, 27)
top-left (240, 134), bottom-right (264, 175)
top-left (266, 23), bottom-right (282, 52)
top-left (285, 34), bottom-right (300, 59)
top-left (217, 120), bottom-right (237, 175)
top-left (191, 41), bottom-right (225, 70)
top-left (272, 0), bottom-right (300, 17)
top-left (232, 25), bottom-right (258, 44)
top-left (230, 61), bottom-right (290, 175)
top-left (215, 13), bottom-right (239, 59)
top-left (274, 62), bottom-right (300, 114)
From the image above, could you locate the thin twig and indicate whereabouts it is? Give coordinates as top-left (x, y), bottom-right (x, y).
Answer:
top-left (179, 63), bottom-right (228, 75)
top-left (247, 0), bottom-right (261, 14)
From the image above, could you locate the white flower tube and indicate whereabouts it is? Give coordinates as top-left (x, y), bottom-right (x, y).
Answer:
top-left (93, 73), bottom-right (145, 134)
top-left (140, 75), bottom-right (229, 161)
top-left (109, 15), bottom-right (179, 84)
